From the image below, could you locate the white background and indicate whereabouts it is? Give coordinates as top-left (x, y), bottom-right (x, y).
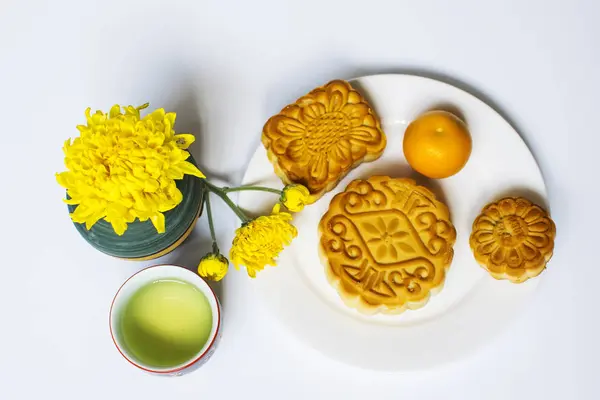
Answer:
top-left (0, 0), bottom-right (596, 399)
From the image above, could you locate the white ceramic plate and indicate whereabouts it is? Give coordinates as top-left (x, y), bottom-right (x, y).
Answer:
top-left (238, 74), bottom-right (548, 371)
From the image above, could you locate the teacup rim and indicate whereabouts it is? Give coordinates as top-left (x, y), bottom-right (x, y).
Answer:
top-left (109, 264), bottom-right (221, 374)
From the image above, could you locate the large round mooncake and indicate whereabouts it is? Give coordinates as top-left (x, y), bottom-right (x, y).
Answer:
top-left (318, 176), bottom-right (457, 314)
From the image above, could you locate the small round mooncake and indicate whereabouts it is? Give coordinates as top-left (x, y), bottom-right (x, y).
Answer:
top-left (318, 176), bottom-right (456, 314)
top-left (470, 197), bottom-right (556, 283)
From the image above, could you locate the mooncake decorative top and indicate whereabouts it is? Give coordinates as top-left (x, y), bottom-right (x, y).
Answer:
top-left (470, 197), bottom-right (556, 283)
top-left (318, 176), bottom-right (456, 314)
top-left (262, 80), bottom-right (386, 203)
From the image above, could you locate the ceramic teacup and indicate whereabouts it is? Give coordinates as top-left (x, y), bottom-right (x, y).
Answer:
top-left (109, 264), bottom-right (221, 375)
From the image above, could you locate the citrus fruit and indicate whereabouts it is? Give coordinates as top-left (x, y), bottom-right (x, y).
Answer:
top-left (403, 110), bottom-right (472, 179)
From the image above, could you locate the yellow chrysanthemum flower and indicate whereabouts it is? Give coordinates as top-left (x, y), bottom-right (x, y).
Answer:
top-left (56, 103), bottom-right (205, 235)
top-left (230, 204), bottom-right (298, 278)
top-left (280, 184), bottom-right (310, 212)
top-left (197, 253), bottom-right (229, 281)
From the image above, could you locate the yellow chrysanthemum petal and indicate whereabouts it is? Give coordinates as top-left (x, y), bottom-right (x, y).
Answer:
top-left (109, 105), bottom-right (122, 118)
top-left (85, 211), bottom-right (107, 230)
top-left (165, 112), bottom-right (176, 129)
top-left (107, 217), bottom-right (128, 236)
top-left (148, 133), bottom-right (165, 148)
top-left (173, 134), bottom-right (196, 149)
top-left (55, 172), bottom-right (69, 188)
top-left (71, 204), bottom-right (97, 222)
top-left (168, 148), bottom-right (188, 164)
top-left (166, 167), bottom-right (184, 180)
top-left (144, 179), bottom-right (160, 193)
top-left (150, 212), bottom-right (166, 234)
top-left (174, 161), bottom-right (205, 179)
top-left (62, 139), bottom-right (71, 154)
top-left (147, 108), bottom-right (166, 121)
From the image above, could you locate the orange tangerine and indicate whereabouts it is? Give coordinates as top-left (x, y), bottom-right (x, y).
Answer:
top-left (403, 110), bottom-right (472, 179)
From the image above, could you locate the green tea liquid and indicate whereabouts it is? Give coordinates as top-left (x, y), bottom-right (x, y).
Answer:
top-left (119, 279), bottom-right (213, 368)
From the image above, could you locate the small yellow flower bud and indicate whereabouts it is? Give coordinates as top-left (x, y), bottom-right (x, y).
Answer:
top-left (280, 184), bottom-right (310, 212)
top-left (197, 253), bottom-right (229, 281)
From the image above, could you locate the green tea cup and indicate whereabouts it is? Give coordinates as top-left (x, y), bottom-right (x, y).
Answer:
top-left (110, 265), bottom-right (221, 375)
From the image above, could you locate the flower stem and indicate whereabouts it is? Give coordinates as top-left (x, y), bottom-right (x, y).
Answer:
top-left (203, 180), bottom-right (250, 223)
top-left (204, 189), bottom-right (219, 254)
top-left (223, 185), bottom-right (282, 195)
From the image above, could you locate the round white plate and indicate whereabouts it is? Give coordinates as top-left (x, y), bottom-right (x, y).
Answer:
top-left (238, 74), bottom-right (548, 371)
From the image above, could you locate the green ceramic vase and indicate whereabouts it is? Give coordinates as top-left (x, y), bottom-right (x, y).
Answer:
top-left (67, 157), bottom-right (204, 260)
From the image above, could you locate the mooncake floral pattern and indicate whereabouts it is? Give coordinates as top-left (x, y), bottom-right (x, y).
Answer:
top-left (470, 197), bottom-right (556, 283)
top-left (262, 80), bottom-right (386, 201)
top-left (363, 217), bottom-right (415, 261)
